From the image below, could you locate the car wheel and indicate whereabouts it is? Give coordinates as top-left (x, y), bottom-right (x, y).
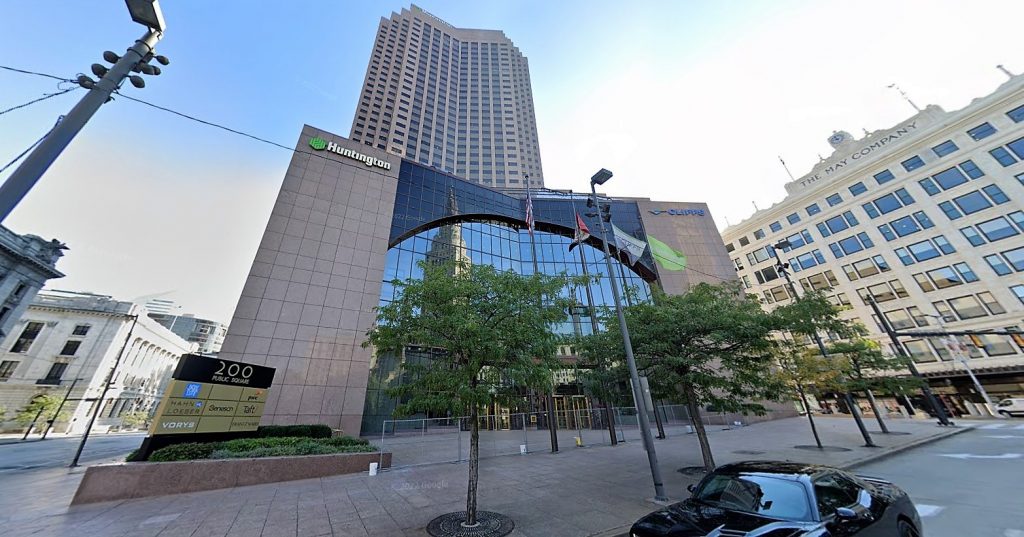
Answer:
top-left (999, 410), bottom-right (1011, 418)
top-left (898, 519), bottom-right (920, 537)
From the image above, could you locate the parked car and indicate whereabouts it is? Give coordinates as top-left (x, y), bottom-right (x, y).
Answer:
top-left (996, 398), bottom-right (1024, 417)
top-left (629, 461), bottom-right (921, 537)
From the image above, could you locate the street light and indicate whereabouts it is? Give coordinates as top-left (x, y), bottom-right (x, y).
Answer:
top-left (588, 169), bottom-right (667, 501)
top-left (926, 313), bottom-right (1002, 419)
top-left (0, 0), bottom-right (168, 223)
top-left (772, 242), bottom-right (877, 447)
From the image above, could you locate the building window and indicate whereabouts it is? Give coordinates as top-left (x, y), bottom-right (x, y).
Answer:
top-left (932, 140), bottom-right (959, 157)
top-left (770, 221), bottom-right (782, 233)
top-left (977, 291), bottom-right (1005, 315)
top-left (754, 229), bottom-right (765, 240)
top-left (72, 324), bottom-right (90, 336)
top-left (967, 122), bottom-right (997, 140)
top-left (738, 236), bottom-right (750, 247)
top-left (952, 191), bottom-right (992, 215)
top-left (931, 167), bottom-right (969, 191)
top-left (826, 193), bottom-right (843, 206)
top-left (59, 340), bottom-right (82, 356)
top-left (937, 201), bottom-right (963, 220)
top-left (787, 213), bottom-right (801, 225)
top-left (0, 360), bottom-right (17, 380)
top-left (42, 362), bottom-right (68, 382)
top-left (849, 182), bottom-right (867, 196)
top-left (1007, 104), bottom-right (1024, 123)
top-left (977, 217), bottom-right (1019, 242)
top-left (901, 156), bottom-right (925, 171)
top-left (1002, 246), bottom-right (1024, 271)
top-left (874, 169), bottom-right (895, 185)
top-left (947, 295), bottom-right (988, 319)
top-left (985, 254), bottom-right (1012, 276)
top-left (10, 322), bottom-right (44, 353)
top-left (982, 184), bottom-right (1010, 204)
top-left (990, 146), bottom-right (1018, 167)
top-left (907, 240), bottom-right (940, 262)
top-left (959, 160), bottom-right (984, 179)
top-left (806, 203), bottom-right (821, 216)
top-left (1010, 285), bottom-right (1024, 305)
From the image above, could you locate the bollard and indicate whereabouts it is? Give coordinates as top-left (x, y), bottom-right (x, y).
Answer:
top-left (520, 444), bottom-right (527, 455)
top-left (369, 462), bottom-right (379, 476)
top-left (575, 436), bottom-right (583, 447)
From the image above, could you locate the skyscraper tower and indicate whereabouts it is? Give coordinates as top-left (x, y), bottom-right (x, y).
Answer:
top-left (350, 5), bottom-right (544, 189)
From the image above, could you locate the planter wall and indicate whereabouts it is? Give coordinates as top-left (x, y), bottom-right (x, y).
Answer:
top-left (71, 451), bottom-right (391, 505)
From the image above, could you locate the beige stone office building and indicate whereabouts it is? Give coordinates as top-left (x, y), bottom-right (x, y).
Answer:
top-left (723, 74), bottom-right (1024, 412)
top-left (350, 5), bottom-right (544, 189)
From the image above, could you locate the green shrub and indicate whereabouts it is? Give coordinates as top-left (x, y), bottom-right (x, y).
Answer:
top-left (125, 448), bottom-right (142, 462)
top-left (256, 424), bottom-right (333, 438)
top-left (210, 436), bottom-right (376, 459)
top-left (149, 442), bottom-right (218, 462)
top-left (323, 436), bottom-right (370, 447)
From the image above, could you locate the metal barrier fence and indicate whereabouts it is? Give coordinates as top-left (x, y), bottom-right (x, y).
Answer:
top-left (374, 404), bottom-right (776, 469)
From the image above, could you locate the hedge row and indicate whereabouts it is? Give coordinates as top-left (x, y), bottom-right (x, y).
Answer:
top-left (256, 424), bottom-right (333, 439)
top-left (147, 435), bottom-right (374, 462)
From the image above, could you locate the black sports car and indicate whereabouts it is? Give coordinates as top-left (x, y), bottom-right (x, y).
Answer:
top-left (629, 461), bottom-right (921, 537)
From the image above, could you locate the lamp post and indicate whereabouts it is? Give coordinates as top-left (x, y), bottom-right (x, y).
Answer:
top-left (588, 169), bottom-right (667, 501)
top-left (772, 243), bottom-right (876, 447)
top-left (927, 314), bottom-right (1001, 418)
top-left (0, 0), bottom-right (168, 223)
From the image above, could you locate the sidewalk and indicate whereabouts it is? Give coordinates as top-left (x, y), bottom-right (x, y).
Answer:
top-left (0, 417), bottom-right (968, 537)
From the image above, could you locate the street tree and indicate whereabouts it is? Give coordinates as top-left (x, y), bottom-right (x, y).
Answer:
top-left (622, 282), bottom-right (783, 472)
top-left (119, 410), bottom-right (151, 430)
top-left (574, 318), bottom-right (630, 443)
top-left (364, 259), bottom-right (576, 526)
top-left (828, 337), bottom-right (922, 428)
top-left (15, 394), bottom-right (66, 428)
top-left (773, 339), bottom-right (844, 448)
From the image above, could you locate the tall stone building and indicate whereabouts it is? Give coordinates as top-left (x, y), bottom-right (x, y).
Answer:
top-left (349, 5), bottom-right (544, 189)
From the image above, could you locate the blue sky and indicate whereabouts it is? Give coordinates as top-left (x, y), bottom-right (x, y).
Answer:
top-left (2, 1), bottom-right (1023, 321)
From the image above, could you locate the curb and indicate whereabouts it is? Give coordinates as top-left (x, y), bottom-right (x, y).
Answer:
top-left (840, 425), bottom-right (973, 470)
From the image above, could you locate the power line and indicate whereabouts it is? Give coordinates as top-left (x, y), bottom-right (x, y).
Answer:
top-left (0, 65), bottom-right (74, 83)
top-left (0, 116), bottom-right (64, 175)
top-left (1, 87), bottom-right (78, 117)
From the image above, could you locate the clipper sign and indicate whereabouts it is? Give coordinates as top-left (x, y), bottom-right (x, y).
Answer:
top-left (649, 208), bottom-right (705, 216)
top-left (309, 137), bottom-right (391, 170)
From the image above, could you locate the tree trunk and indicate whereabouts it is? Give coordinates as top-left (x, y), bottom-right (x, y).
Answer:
top-left (653, 399), bottom-right (666, 439)
top-left (797, 384), bottom-right (823, 449)
top-left (684, 383), bottom-right (715, 472)
top-left (865, 389), bottom-right (889, 433)
top-left (466, 404), bottom-right (480, 526)
top-left (604, 400), bottom-right (617, 445)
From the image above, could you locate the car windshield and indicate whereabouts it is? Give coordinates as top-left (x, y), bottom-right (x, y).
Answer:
top-left (695, 473), bottom-right (811, 521)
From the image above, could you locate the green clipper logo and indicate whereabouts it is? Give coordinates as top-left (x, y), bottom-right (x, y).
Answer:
top-left (308, 136), bottom-right (390, 170)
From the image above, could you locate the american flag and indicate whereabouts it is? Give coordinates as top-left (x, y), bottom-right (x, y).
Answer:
top-left (525, 185), bottom-right (535, 236)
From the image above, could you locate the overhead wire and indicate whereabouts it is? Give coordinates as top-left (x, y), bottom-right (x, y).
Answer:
top-left (0, 116), bottom-right (64, 176)
top-left (0, 65), bottom-right (74, 83)
top-left (1, 87), bottom-right (78, 117)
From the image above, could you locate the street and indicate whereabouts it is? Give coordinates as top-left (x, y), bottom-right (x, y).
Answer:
top-left (0, 433), bottom-right (144, 472)
top-left (857, 420), bottom-right (1024, 537)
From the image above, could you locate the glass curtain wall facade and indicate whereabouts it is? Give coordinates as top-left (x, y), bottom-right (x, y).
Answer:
top-left (361, 161), bottom-right (652, 433)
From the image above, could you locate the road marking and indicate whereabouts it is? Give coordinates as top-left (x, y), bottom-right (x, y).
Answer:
top-left (1014, 424), bottom-right (1024, 430)
top-left (938, 453), bottom-right (1022, 460)
top-left (985, 435), bottom-right (1023, 439)
top-left (979, 423), bottom-right (1007, 429)
top-left (916, 504), bottom-right (944, 517)
top-left (1004, 530), bottom-right (1024, 537)
top-left (141, 513), bottom-right (181, 526)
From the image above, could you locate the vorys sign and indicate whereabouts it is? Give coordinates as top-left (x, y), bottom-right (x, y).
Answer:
top-left (309, 137), bottom-right (392, 170)
top-left (649, 208), bottom-right (705, 216)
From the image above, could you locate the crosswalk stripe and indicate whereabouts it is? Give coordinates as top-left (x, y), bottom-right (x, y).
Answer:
top-left (980, 423), bottom-right (1006, 429)
top-left (1014, 424), bottom-right (1024, 430)
top-left (916, 504), bottom-right (945, 517)
top-left (1003, 529), bottom-right (1024, 537)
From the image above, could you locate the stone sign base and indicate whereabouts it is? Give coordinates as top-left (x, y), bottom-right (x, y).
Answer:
top-left (71, 451), bottom-right (391, 505)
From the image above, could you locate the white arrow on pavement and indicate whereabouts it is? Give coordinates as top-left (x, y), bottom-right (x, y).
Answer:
top-left (939, 453), bottom-right (1022, 460)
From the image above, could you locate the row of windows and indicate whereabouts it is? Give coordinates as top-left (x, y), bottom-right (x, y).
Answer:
top-left (816, 211), bottom-right (859, 237)
top-left (893, 235), bottom-right (956, 266)
top-left (984, 246), bottom-right (1024, 276)
top-left (863, 188), bottom-right (915, 218)
top-left (918, 161), bottom-right (985, 195)
top-left (961, 211), bottom-right (1024, 245)
top-left (937, 185), bottom-right (1011, 220)
top-left (841, 255), bottom-right (891, 281)
top-left (877, 211), bottom-right (935, 241)
top-left (828, 232), bottom-right (875, 258)
top-left (912, 263), bottom-right (979, 292)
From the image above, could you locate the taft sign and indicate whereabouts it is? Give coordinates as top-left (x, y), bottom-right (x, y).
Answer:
top-left (309, 137), bottom-right (392, 170)
top-left (148, 355), bottom-right (276, 435)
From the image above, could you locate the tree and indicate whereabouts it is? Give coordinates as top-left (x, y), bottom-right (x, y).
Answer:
top-left (618, 282), bottom-right (784, 472)
top-left (773, 339), bottom-right (845, 448)
top-left (828, 337), bottom-right (923, 430)
top-left (15, 394), bottom-right (66, 428)
top-left (574, 312), bottom-right (631, 444)
top-left (120, 410), bottom-right (151, 430)
top-left (364, 259), bottom-right (575, 526)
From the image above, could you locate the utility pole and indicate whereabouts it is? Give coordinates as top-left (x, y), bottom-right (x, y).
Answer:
top-left (70, 314), bottom-right (137, 467)
top-left (867, 296), bottom-right (951, 426)
top-left (932, 314), bottom-right (1001, 418)
top-left (773, 247), bottom-right (875, 447)
top-left (589, 169), bottom-right (667, 501)
top-left (42, 377), bottom-right (81, 439)
top-left (0, 1), bottom-right (168, 223)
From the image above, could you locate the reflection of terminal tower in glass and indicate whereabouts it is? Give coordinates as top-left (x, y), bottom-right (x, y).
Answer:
top-left (425, 189), bottom-right (471, 271)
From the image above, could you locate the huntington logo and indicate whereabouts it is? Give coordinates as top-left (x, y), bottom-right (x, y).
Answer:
top-left (308, 136), bottom-right (391, 170)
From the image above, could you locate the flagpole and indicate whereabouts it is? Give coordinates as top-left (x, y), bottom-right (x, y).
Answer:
top-left (525, 176), bottom-right (560, 454)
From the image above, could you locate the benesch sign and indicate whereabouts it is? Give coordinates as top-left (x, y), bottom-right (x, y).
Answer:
top-left (797, 121), bottom-right (918, 188)
top-left (649, 208), bottom-right (705, 216)
top-left (309, 137), bottom-right (392, 170)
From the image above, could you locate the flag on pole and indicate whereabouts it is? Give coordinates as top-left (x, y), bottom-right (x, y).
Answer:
top-left (525, 187), bottom-right (535, 236)
top-left (568, 212), bottom-right (591, 251)
top-left (610, 224), bottom-right (648, 265)
top-left (648, 234), bottom-right (688, 272)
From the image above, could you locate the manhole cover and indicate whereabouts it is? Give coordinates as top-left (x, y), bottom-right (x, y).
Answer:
top-left (677, 466), bottom-right (708, 476)
top-left (793, 445), bottom-right (852, 452)
top-left (426, 511), bottom-right (514, 537)
top-left (732, 450), bottom-right (766, 455)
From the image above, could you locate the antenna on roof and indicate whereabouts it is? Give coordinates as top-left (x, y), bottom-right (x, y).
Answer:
top-left (887, 83), bottom-right (921, 112)
top-left (752, 201), bottom-right (759, 212)
top-left (778, 156), bottom-right (795, 181)
top-left (997, 64), bottom-right (1015, 79)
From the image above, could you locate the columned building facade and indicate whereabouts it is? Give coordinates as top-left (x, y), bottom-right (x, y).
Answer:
top-left (723, 74), bottom-right (1024, 413)
top-left (217, 125), bottom-right (741, 436)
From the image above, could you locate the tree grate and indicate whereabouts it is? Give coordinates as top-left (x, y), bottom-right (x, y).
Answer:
top-left (426, 511), bottom-right (515, 537)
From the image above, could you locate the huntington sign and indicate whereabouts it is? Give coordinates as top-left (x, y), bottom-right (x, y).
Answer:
top-left (309, 137), bottom-right (392, 170)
